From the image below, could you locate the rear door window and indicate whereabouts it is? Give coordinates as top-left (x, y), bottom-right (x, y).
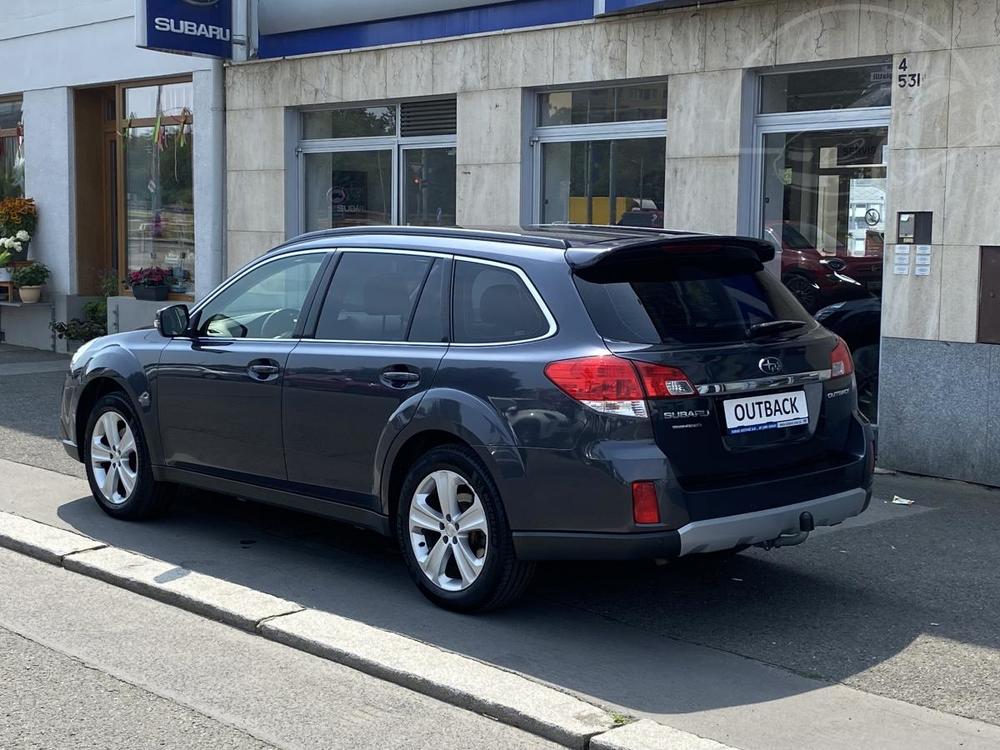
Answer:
top-left (315, 252), bottom-right (435, 342)
top-left (574, 255), bottom-right (813, 345)
top-left (452, 261), bottom-right (550, 343)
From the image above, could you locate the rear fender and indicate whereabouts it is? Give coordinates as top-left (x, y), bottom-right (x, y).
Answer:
top-left (376, 387), bottom-right (528, 516)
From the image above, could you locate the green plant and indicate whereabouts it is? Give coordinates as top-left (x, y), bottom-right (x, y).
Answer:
top-left (12, 261), bottom-right (50, 287)
top-left (51, 269), bottom-right (115, 342)
top-left (0, 250), bottom-right (10, 267)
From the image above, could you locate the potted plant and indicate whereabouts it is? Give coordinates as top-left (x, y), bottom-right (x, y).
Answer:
top-left (0, 197), bottom-right (37, 262)
top-left (126, 266), bottom-right (174, 301)
top-left (0, 250), bottom-right (10, 283)
top-left (12, 261), bottom-right (50, 304)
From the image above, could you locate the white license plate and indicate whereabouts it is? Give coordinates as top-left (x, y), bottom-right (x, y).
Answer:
top-left (723, 391), bottom-right (809, 434)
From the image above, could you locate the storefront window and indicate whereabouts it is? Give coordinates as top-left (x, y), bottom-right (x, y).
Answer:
top-left (303, 107), bottom-right (396, 139)
top-left (535, 83), bottom-right (667, 227)
top-left (121, 81), bottom-right (195, 294)
top-left (0, 98), bottom-right (24, 200)
top-left (541, 139), bottom-right (665, 226)
top-left (539, 83), bottom-right (668, 127)
top-left (402, 148), bottom-right (457, 227)
top-left (304, 150), bottom-right (392, 230)
top-left (760, 64), bottom-right (891, 113)
top-left (298, 100), bottom-right (456, 230)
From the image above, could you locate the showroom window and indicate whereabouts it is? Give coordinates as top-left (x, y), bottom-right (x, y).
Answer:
top-left (0, 97), bottom-right (24, 200)
top-left (120, 79), bottom-right (195, 295)
top-left (298, 100), bottom-right (457, 231)
top-left (532, 82), bottom-right (667, 227)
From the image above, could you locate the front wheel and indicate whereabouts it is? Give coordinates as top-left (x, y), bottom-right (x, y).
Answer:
top-left (84, 392), bottom-right (172, 520)
top-left (397, 445), bottom-right (534, 612)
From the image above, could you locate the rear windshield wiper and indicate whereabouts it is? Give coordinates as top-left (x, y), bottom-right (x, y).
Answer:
top-left (747, 320), bottom-right (808, 338)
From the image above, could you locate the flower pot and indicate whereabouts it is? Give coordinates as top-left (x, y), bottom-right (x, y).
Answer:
top-left (0, 268), bottom-right (11, 283)
top-left (133, 284), bottom-right (170, 301)
top-left (18, 285), bottom-right (42, 304)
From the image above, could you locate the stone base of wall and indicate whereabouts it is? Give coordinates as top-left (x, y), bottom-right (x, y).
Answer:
top-left (879, 337), bottom-right (1000, 486)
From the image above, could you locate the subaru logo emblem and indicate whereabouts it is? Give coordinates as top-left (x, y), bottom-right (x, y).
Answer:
top-left (759, 357), bottom-right (783, 375)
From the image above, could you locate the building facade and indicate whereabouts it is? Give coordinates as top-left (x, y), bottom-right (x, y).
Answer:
top-left (222, 0), bottom-right (1000, 485)
top-left (0, 0), bottom-right (226, 350)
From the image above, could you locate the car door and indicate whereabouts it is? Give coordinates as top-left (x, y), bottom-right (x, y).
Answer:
top-left (156, 251), bottom-right (328, 481)
top-left (282, 250), bottom-right (450, 506)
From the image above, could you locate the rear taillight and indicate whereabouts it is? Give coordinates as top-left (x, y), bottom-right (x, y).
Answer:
top-left (544, 355), bottom-right (695, 418)
top-left (632, 481), bottom-right (661, 524)
top-left (831, 338), bottom-right (854, 378)
top-left (633, 361), bottom-right (697, 398)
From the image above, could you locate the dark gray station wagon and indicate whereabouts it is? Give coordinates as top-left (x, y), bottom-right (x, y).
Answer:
top-left (61, 226), bottom-right (875, 611)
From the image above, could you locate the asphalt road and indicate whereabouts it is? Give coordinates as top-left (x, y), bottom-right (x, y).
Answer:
top-left (2, 345), bottom-right (999, 748)
top-left (0, 548), bottom-right (555, 750)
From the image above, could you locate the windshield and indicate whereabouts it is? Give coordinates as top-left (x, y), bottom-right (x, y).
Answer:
top-left (574, 255), bottom-right (814, 345)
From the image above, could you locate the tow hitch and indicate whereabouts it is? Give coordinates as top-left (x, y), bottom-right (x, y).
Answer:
top-left (756, 511), bottom-right (815, 550)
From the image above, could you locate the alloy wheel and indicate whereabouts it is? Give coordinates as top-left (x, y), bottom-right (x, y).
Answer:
top-left (408, 470), bottom-right (489, 592)
top-left (90, 411), bottom-right (139, 506)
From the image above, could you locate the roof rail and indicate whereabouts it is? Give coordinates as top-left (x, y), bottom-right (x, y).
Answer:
top-left (530, 223), bottom-right (710, 237)
top-left (279, 225), bottom-right (570, 251)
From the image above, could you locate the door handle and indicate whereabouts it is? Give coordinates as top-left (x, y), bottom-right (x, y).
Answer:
top-left (380, 369), bottom-right (421, 388)
top-left (248, 361), bottom-right (281, 380)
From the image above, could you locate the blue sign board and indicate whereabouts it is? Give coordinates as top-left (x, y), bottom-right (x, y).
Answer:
top-left (136, 0), bottom-right (233, 59)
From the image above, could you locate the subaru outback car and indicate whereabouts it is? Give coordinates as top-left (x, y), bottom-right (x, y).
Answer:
top-left (60, 226), bottom-right (875, 612)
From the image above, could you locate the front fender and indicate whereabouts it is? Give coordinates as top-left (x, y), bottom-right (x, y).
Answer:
top-left (376, 387), bottom-right (528, 515)
top-left (81, 346), bottom-right (162, 465)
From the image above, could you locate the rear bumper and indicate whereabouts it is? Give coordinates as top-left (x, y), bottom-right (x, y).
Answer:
top-left (513, 486), bottom-right (870, 561)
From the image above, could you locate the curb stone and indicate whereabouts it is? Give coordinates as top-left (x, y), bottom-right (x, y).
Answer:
top-left (590, 720), bottom-right (736, 750)
top-left (0, 511), bottom-right (737, 749)
top-left (62, 545), bottom-right (303, 632)
top-left (260, 608), bottom-right (614, 748)
top-left (0, 511), bottom-right (105, 564)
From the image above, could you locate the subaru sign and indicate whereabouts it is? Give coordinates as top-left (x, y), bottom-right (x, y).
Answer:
top-left (136, 0), bottom-right (233, 59)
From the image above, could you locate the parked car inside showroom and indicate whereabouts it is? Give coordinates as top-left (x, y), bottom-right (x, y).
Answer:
top-left (60, 225), bottom-right (875, 612)
top-left (766, 221), bottom-right (882, 312)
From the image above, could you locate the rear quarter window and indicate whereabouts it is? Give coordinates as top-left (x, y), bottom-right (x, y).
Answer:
top-left (574, 255), bottom-right (813, 345)
top-left (452, 261), bottom-right (550, 344)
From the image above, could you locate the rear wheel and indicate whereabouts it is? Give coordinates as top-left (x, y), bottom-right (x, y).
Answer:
top-left (84, 392), bottom-right (172, 520)
top-left (397, 445), bottom-right (534, 612)
top-left (783, 273), bottom-right (818, 312)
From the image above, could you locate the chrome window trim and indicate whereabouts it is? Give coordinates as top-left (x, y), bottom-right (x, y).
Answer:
top-left (697, 369), bottom-right (833, 396)
top-left (189, 247), bottom-right (558, 348)
top-left (450, 256), bottom-right (558, 347)
top-left (191, 248), bottom-right (333, 318)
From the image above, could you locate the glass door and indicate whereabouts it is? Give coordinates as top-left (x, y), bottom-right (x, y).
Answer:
top-left (761, 126), bottom-right (888, 310)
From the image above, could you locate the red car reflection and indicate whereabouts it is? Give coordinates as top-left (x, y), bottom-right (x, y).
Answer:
top-left (766, 222), bottom-right (883, 312)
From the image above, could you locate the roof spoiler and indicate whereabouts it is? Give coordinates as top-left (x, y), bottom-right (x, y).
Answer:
top-left (566, 235), bottom-right (776, 270)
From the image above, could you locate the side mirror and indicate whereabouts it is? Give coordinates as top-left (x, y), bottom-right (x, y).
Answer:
top-left (155, 304), bottom-right (190, 338)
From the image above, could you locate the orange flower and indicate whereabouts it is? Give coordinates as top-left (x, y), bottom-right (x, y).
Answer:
top-left (0, 197), bottom-right (37, 234)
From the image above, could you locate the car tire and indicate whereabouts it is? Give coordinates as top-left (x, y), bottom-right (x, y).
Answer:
top-left (396, 444), bottom-right (534, 612)
top-left (84, 392), bottom-right (172, 520)
top-left (852, 344), bottom-right (879, 423)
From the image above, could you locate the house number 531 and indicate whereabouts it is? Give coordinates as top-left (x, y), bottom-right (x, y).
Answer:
top-left (897, 58), bottom-right (922, 87)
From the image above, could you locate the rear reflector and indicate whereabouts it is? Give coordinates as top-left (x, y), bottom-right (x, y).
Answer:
top-left (831, 338), bottom-right (854, 378)
top-left (632, 481), bottom-right (661, 524)
top-left (544, 355), bottom-right (696, 418)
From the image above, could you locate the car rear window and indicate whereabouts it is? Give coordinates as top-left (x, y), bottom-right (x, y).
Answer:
top-left (574, 254), bottom-right (813, 345)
